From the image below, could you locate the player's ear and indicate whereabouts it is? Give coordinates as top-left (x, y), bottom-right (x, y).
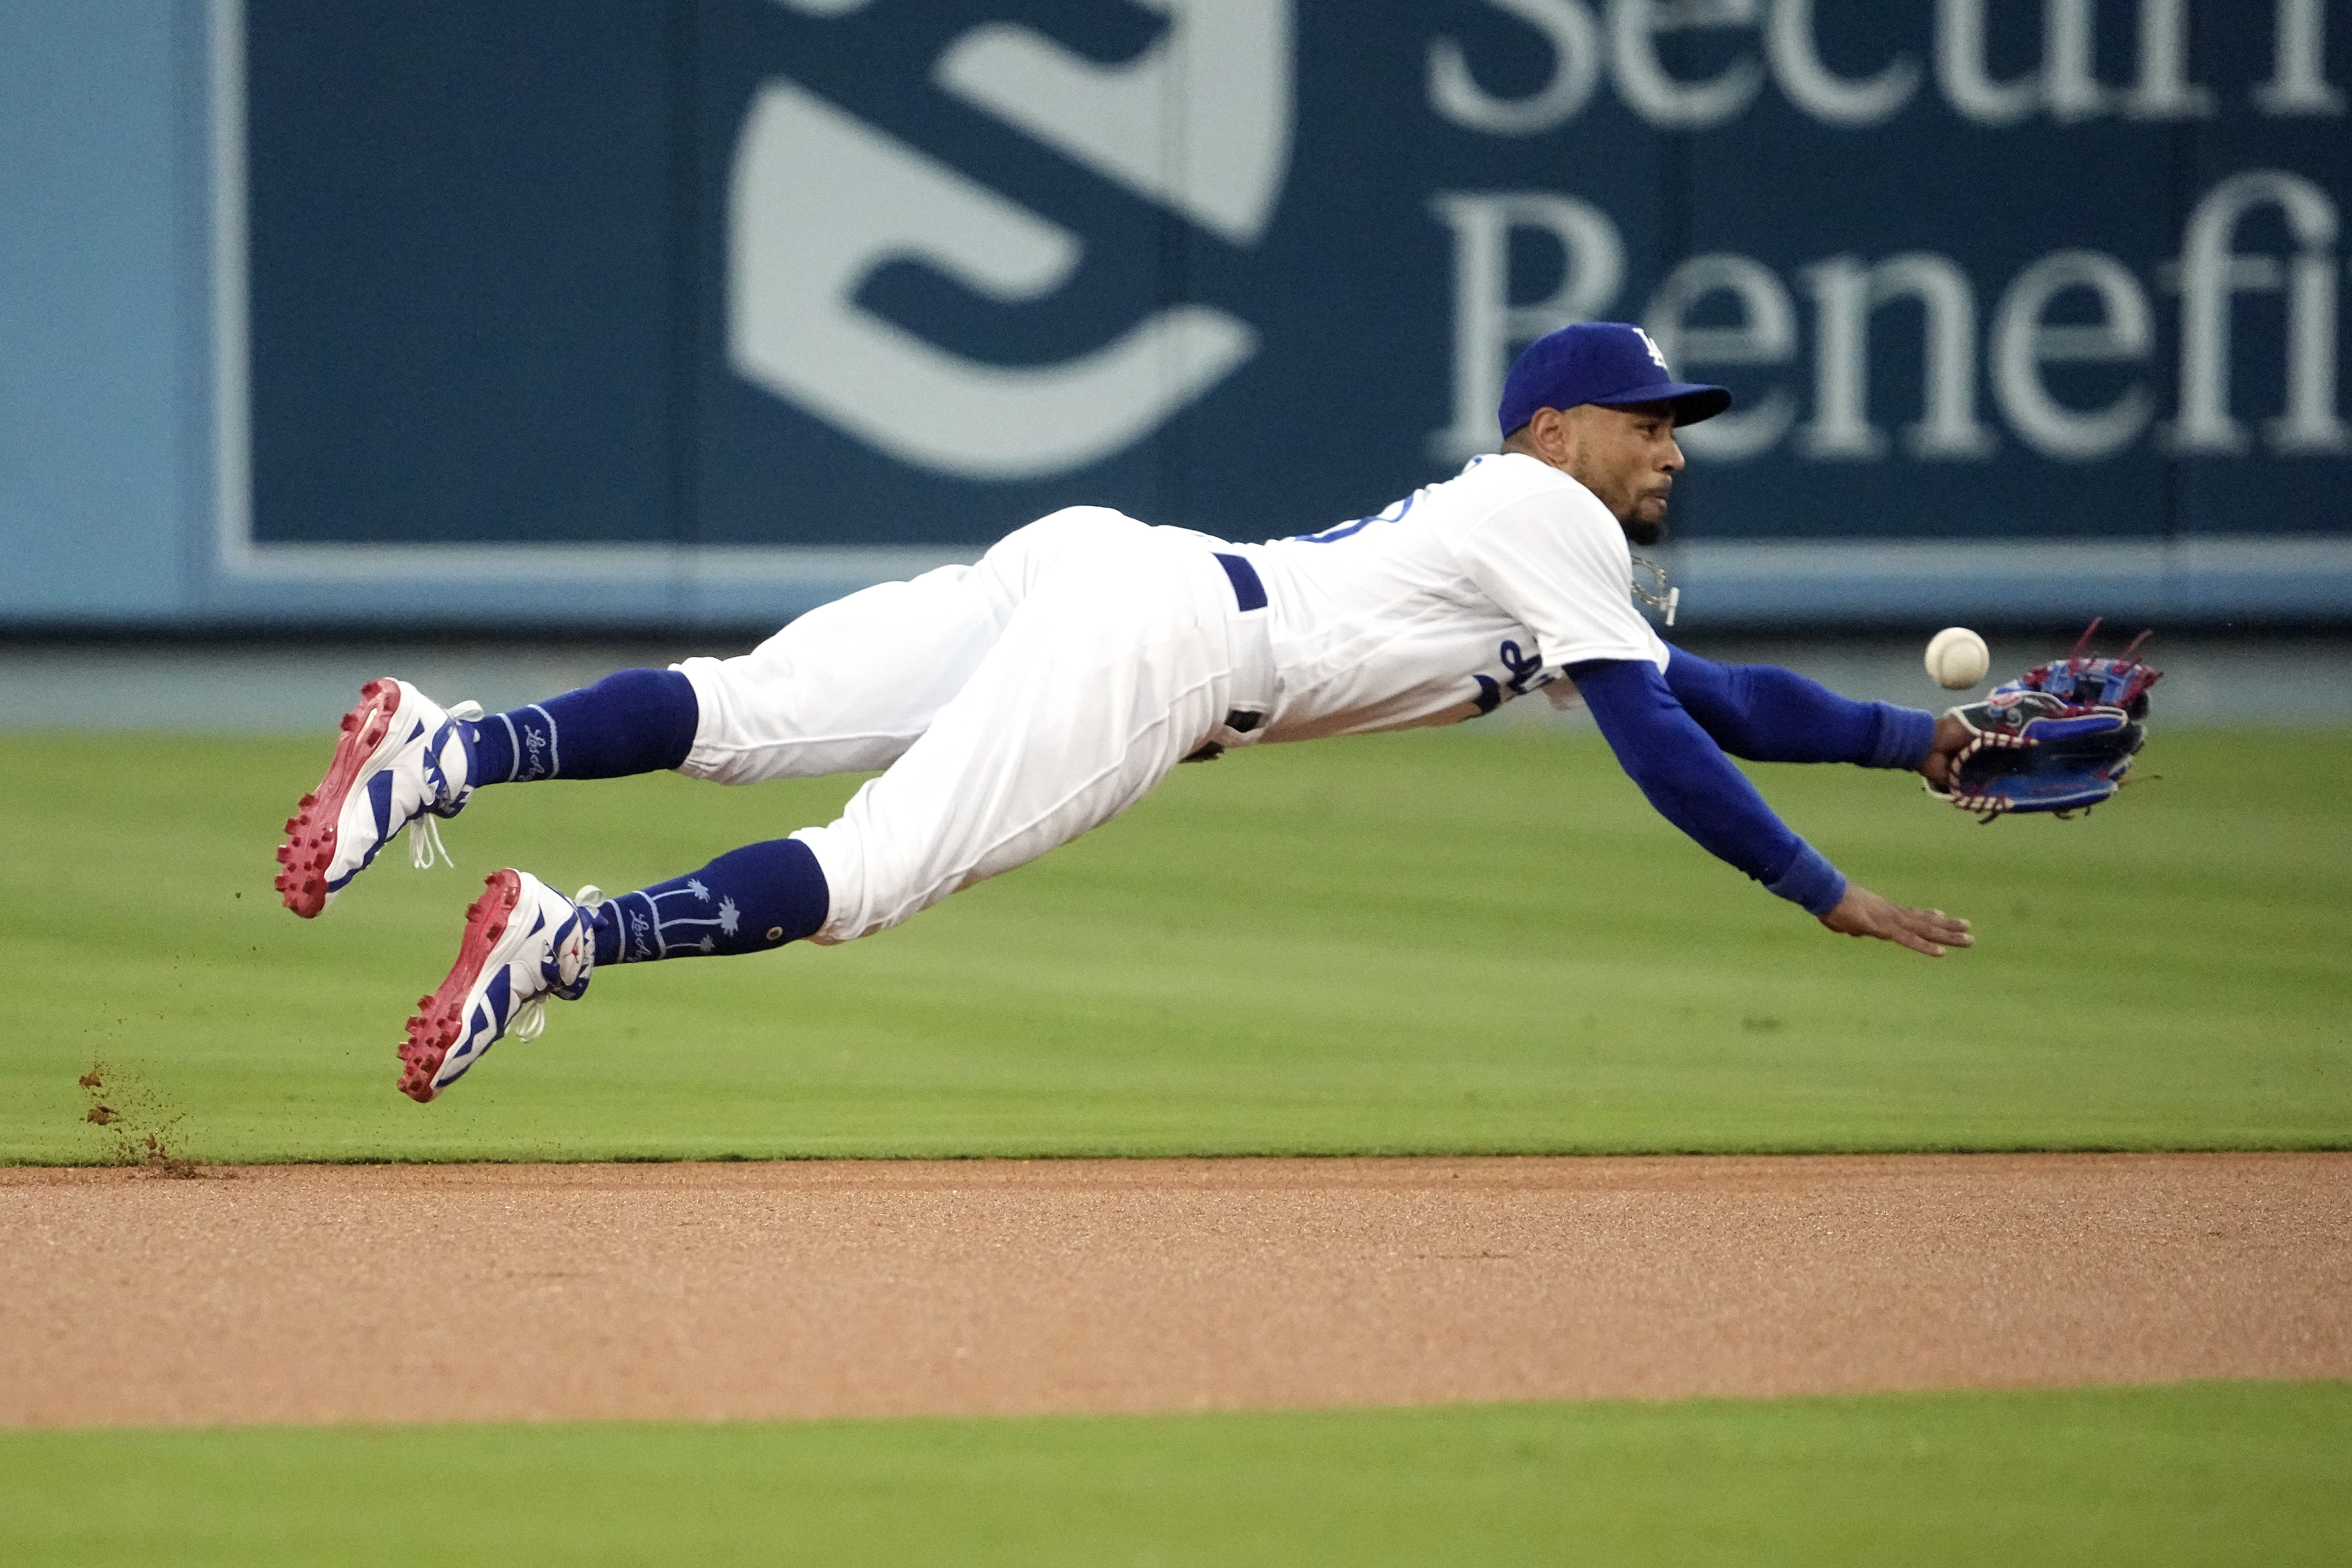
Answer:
top-left (1522, 405), bottom-right (1574, 464)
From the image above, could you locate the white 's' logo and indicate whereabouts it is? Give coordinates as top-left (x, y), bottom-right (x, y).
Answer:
top-left (730, 2), bottom-right (1293, 481)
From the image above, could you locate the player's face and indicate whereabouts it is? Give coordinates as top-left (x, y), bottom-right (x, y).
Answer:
top-left (1556, 402), bottom-right (1684, 546)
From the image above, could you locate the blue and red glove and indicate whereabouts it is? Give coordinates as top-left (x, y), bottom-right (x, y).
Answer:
top-left (1927, 622), bottom-right (2161, 820)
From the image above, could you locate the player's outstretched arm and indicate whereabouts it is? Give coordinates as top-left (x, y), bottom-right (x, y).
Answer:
top-left (1818, 885), bottom-right (1972, 957)
top-left (1570, 658), bottom-right (1970, 958)
top-left (1664, 648), bottom-right (1938, 769)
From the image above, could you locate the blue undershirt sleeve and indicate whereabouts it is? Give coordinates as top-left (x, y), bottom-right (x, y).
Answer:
top-left (1568, 658), bottom-right (1849, 917)
top-left (1663, 647), bottom-right (1936, 770)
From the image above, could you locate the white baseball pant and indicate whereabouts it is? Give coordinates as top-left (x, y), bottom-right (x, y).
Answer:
top-left (671, 508), bottom-right (1275, 943)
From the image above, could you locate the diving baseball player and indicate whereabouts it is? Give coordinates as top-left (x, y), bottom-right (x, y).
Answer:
top-left (275, 323), bottom-right (1974, 1103)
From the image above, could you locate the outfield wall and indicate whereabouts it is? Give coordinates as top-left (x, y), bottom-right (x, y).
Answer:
top-left (4, 0), bottom-right (2349, 632)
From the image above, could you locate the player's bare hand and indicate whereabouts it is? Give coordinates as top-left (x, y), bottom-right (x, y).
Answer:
top-left (1916, 713), bottom-right (1972, 792)
top-left (1818, 885), bottom-right (1972, 957)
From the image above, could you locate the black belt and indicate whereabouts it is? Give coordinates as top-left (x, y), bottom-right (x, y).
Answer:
top-left (1182, 709), bottom-right (1260, 765)
top-left (1186, 553), bottom-right (1268, 762)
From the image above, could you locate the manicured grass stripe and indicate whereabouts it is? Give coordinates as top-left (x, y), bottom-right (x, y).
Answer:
top-left (3, 729), bottom-right (2346, 1163)
top-left (1, 1382), bottom-right (2345, 1567)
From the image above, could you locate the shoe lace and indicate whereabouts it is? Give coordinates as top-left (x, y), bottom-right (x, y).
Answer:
top-left (409, 700), bottom-right (484, 871)
top-left (510, 995), bottom-right (550, 1043)
top-left (410, 815), bottom-right (455, 871)
top-left (510, 886), bottom-right (605, 1045)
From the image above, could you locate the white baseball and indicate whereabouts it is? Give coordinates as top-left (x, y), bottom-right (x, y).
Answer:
top-left (1925, 627), bottom-right (1990, 689)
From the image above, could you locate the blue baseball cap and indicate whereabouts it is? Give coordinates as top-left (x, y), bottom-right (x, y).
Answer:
top-left (1497, 322), bottom-right (1732, 438)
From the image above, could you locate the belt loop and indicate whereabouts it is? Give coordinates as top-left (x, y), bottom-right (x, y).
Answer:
top-left (1204, 547), bottom-right (1277, 731)
top-left (1213, 552), bottom-right (1267, 613)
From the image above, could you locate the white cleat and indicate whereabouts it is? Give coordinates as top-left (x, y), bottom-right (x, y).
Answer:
top-left (275, 678), bottom-right (479, 917)
top-left (399, 869), bottom-right (599, 1104)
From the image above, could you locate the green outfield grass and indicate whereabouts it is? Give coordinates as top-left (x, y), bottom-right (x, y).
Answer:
top-left (2, 1382), bottom-right (2345, 1567)
top-left (0, 726), bottom-right (2345, 1163)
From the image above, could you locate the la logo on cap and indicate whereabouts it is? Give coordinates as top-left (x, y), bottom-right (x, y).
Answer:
top-left (1494, 321), bottom-right (1731, 437)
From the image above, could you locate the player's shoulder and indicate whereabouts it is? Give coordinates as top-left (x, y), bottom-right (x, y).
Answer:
top-left (1441, 450), bottom-right (1559, 494)
top-left (1439, 452), bottom-right (1592, 509)
top-left (1438, 453), bottom-right (1616, 534)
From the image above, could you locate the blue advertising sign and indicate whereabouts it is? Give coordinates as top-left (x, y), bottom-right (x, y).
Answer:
top-left (212, 0), bottom-right (2352, 623)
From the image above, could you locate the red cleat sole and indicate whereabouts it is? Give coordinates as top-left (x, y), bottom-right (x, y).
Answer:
top-left (399, 869), bottom-right (521, 1104)
top-left (275, 679), bottom-right (404, 918)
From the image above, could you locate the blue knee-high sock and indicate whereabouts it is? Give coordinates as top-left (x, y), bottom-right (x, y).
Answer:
top-left (465, 669), bottom-right (700, 786)
top-left (589, 838), bottom-right (831, 964)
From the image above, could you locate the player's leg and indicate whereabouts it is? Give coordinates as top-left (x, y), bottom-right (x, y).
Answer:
top-left (672, 506), bottom-right (1152, 785)
top-left (273, 668), bottom-right (705, 917)
top-left (277, 510), bottom-right (1139, 917)
top-left (428, 550), bottom-right (1015, 800)
top-left (397, 534), bottom-right (1255, 1102)
top-left (791, 541), bottom-right (1240, 942)
top-left (395, 838), bottom-right (834, 1102)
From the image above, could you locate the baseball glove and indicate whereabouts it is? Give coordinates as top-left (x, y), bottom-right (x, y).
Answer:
top-left (1926, 620), bottom-right (2161, 821)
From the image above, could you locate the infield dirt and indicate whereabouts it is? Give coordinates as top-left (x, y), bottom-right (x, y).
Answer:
top-left (3, 1152), bottom-right (2345, 1429)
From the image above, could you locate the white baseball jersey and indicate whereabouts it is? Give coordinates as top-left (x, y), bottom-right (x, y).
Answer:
top-left (1225, 452), bottom-right (1670, 742)
top-left (670, 459), bottom-right (1662, 942)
